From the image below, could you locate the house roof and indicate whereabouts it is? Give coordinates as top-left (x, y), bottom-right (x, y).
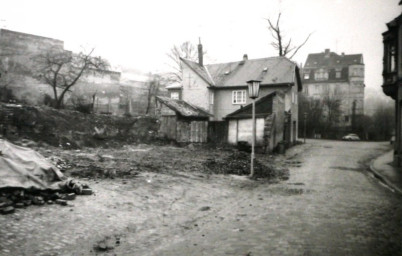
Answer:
top-left (225, 92), bottom-right (277, 119)
top-left (206, 57), bottom-right (298, 87)
top-left (180, 58), bottom-right (215, 85)
top-left (156, 96), bottom-right (212, 118)
top-left (304, 50), bottom-right (363, 69)
top-left (180, 56), bottom-right (300, 90)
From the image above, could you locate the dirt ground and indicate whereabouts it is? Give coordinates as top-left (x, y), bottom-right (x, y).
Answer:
top-left (0, 140), bottom-right (293, 256)
top-left (1, 140), bottom-right (399, 255)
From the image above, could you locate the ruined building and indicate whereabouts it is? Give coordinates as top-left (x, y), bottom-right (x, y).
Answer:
top-left (301, 49), bottom-right (365, 133)
top-left (0, 29), bottom-right (154, 115)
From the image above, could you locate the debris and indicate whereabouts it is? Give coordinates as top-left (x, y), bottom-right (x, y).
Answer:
top-left (32, 196), bottom-right (45, 205)
top-left (14, 203), bottom-right (24, 208)
top-left (81, 189), bottom-right (93, 195)
top-left (94, 236), bottom-right (118, 252)
top-left (0, 206), bottom-right (15, 214)
top-left (204, 151), bottom-right (289, 180)
top-left (55, 199), bottom-right (68, 206)
top-left (64, 193), bottom-right (76, 200)
top-left (199, 206), bottom-right (211, 211)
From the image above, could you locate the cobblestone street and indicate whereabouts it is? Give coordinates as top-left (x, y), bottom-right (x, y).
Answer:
top-left (1, 140), bottom-right (401, 255)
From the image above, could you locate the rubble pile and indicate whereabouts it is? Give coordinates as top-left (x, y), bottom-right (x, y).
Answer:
top-left (204, 151), bottom-right (289, 180)
top-left (0, 179), bottom-right (92, 215)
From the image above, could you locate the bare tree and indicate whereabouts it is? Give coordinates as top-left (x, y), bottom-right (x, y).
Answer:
top-left (166, 41), bottom-right (200, 84)
top-left (34, 48), bottom-right (109, 109)
top-left (298, 94), bottom-right (323, 137)
top-left (321, 89), bottom-right (342, 136)
top-left (267, 13), bottom-right (312, 59)
top-left (145, 73), bottom-right (166, 114)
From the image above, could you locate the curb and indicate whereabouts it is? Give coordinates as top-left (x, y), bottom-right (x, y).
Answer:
top-left (369, 162), bottom-right (402, 195)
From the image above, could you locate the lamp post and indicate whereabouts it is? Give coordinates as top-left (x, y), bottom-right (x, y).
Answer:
top-left (247, 80), bottom-right (261, 177)
top-left (304, 112), bottom-right (307, 143)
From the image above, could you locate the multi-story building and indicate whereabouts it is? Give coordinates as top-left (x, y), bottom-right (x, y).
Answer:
top-left (301, 49), bottom-right (365, 133)
top-left (381, 4), bottom-right (402, 166)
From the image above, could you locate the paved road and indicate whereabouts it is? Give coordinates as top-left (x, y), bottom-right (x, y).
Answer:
top-left (140, 140), bottom-right (402, 256)
top-left (1, 140), bottom-right (401, 255)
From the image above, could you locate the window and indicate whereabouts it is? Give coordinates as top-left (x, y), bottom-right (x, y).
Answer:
top-left (232, 90), bottom-right (246, 104)
top-left (303, 73), bottom-right (310, 79)
top-left (384, 42), bottom-right (397, 73)
top-left (390, 45), bottom-right (396, 72)
top-left (170, 92), bottom-right (179, 100)
top-left (314, 69), bottom-right (328, 81)
top-left (335, 71), bottom-right (341, 78)
top-left (344, 115), bottom-right (349, 122)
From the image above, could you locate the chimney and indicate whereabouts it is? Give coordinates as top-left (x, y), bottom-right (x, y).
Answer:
top-left (243, 54), bottom-right (248, 61)
top-left (324, 48), bottom-right (330, 58)
top-left (341, 52), bottom-right (345, 57)
top-left (198, 37), bottom-right (203, 66)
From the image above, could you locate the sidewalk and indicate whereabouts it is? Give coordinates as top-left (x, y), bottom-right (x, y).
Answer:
top-left (370, 150), bottom-right (402, 195)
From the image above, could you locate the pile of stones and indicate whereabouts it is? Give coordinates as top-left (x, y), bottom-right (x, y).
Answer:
top-left (0, 180), bottom-right (92, 214)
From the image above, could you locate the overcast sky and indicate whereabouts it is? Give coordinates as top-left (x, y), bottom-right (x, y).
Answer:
top-left (0, 0), bottom-right (401, 99)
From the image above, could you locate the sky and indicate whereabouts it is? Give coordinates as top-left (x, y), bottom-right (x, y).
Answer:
top-left (0, 0), bottom-right (401, 101)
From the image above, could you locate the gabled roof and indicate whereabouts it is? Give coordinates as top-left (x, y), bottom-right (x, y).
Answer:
top-left (180, 58), bottom-right (215, 85)
top-left (179, 56), bottom-right (300, 91)
top-left (156, 96), bottom-right (212, 118)
top-left (225, 92), bottom-right (277, 119)
top-left (304, 50), bottom-right (363, 68)
top-left (206, 57), bottom-right (298, 87)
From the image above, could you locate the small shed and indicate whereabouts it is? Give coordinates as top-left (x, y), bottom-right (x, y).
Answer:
top-left (155, 96), bottom-right (212, 143)
top-left (225, 91), bottom-right (286, 152)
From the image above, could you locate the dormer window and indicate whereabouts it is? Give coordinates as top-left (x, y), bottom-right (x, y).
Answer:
top-left (263, 67), bottom-right (268, 72)
top-left (224, 71), bottom-right (230, 75)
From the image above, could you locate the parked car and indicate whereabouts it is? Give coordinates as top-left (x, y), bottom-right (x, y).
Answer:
top-left (342, 134), bottom-right (360, 141)
top-left (390, 135), bottom-right (395, 145)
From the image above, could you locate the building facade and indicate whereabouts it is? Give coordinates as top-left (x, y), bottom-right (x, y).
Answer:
top-left (381, 5), bottom-right (402, 166)
top-left (0, 29), bottom-right (160, 115)
top-left (301, 49), bottom-right (365, 134)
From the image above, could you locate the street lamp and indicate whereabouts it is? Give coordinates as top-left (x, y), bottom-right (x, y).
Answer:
top-left (247, 80), bottom-right (261, 177)
top-left (304, 112), bottom-right (307, 143)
